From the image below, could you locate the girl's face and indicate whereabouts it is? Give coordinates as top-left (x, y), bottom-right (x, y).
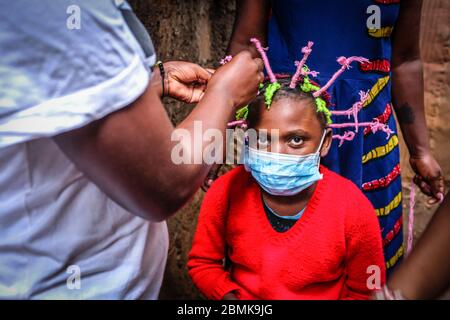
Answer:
top-left (253, 98), bottom-right (332, 156)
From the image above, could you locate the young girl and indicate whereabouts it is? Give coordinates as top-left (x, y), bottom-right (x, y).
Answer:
top-left (187, 40), bottom-right (386, 300)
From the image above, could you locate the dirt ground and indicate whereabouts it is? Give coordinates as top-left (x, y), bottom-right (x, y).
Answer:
top-left (129, 0), bottom-right (449, 299)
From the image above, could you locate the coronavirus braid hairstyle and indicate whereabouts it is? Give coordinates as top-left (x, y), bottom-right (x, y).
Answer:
top-left (226, 38), bottom-right (393, 147)
top-left (240, 38), bottom-right (334, 127)
top-left (247, 74), bottom-right (331, 130)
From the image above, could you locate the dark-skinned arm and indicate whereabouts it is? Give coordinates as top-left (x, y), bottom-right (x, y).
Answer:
top-left (54, 53), bottom-right (263, 222)
top-left (202, 0), bottom-right (271, 191)
top-left (387, 192), bottom-right (450, 299)
top-left (227, 0), bottom-right (271, 56)
top-left (391, 0), bottom-right (444, 203)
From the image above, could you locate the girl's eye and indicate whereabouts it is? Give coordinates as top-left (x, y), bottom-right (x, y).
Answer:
top-left (289, 136), bottom-right (304, 147)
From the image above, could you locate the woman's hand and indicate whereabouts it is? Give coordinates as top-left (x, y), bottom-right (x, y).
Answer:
top-left (206, 50), bottom-right (264, 109)
top-left (151, 61), bottom-right (213, 104)
top-left (151, 51), bottom-right (263, 109)
top-left (410, 152), bottom-right (445, 204)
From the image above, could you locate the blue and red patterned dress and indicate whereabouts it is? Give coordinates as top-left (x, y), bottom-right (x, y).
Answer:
top-left (267, 0), bottom-right (403, 274)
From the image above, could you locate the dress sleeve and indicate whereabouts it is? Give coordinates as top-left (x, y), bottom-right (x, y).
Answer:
top-left (0, 1), bottom-right (154, 148)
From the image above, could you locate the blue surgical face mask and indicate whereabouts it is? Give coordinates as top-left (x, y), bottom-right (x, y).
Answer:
top-left (244, 132), bottom-right (326, 196)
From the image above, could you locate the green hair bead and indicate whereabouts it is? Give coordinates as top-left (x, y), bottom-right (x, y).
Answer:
top-left (302, 65), bottom-right (310, 74)
top-left (315, 97), bottom-right (332, 124)
top-left (264, 82), bottom-right (281, 109)
top-left (235, 105), bottom-right (249, 120)
top-left (300, 77), bottom-right (320, 93)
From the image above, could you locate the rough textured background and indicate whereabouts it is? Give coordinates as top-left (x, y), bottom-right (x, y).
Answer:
top-left (129, 0), bottom-right (449, 299)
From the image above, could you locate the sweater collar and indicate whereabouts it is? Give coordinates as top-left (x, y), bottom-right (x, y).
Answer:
top-left (249, 165), bottom-right (329, 242)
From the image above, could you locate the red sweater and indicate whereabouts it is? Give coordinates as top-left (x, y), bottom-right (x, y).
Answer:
top-left (188, 165), bottom-right (386, 300)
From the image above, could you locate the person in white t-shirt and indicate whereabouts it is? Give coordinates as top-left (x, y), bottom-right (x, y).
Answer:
top-left (0, 0), bottom-right (263, 299)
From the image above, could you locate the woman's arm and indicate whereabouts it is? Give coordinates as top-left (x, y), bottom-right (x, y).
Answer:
top-left (387, 193), bottom-right (450, 299)
top-left (391, 0), bottom-right (444, 203)
top-left (55, 53), bottom-right (264, 222)
top-left (187, 177), bottom-right (242, 300)
top-left (227, 0), bottom-right (271, 57)
top-left (202, 0), bottom-right (271, 192)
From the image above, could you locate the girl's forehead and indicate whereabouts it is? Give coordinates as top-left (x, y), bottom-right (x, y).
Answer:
top-left (260, 98), bottom-right (318, 124)
top-left (255, 99), bottom-right (323, 135)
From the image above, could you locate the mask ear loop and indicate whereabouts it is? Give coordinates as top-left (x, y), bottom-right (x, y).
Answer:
top-left (315, 130), bottom-right (328, 167)
top-left (316, 130), bottom-right (327, 153)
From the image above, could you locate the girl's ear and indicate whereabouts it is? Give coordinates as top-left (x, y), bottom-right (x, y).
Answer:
top-left (320, 128), bottom-right (333, 157)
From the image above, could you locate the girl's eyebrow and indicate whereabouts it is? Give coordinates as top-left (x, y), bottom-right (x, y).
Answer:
top-left (283, 129), bottom-right (311, 137)
top-left (256, 128), bottom-right (311, 139)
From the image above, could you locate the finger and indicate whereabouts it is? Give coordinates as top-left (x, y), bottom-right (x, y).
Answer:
top-left (258, 71), bottom-right (265, 84)
top-left (415, 176), bottom-right (433, 196)
top-left (253, 57), bottom-right (264, 72)
top-left (193, 65), bottom-right (213, 82)
top-left (190, 85), bottom-right (206, 104)
top-left (419, 180), bottom-right (433, 196)
top-left (201, 181), bottom-right (212, 192)
top-left (427, 197), bottom-right (439, 205)
top-left (205, 68), bottom-right (215, 75)
top-left (430, 175), bottom-right (445, 200)
top-left (191, 90), bottom-right (205, 103)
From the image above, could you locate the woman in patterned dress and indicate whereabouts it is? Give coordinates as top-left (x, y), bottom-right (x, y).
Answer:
top-left (214, 0), bottom-right (444, 275)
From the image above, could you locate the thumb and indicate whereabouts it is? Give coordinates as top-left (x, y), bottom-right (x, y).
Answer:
top-left (189, 84), bottom-right (207, 103)
top-left (193, 65), bottom-right (213, 82)
top-left (430, 175), bottom-right (445, 201)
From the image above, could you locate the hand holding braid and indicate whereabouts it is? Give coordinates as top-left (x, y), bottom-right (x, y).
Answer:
top-left (151, 61), bottom-right (213, 104)
top-left (224, 38), bottom-right (396, 148)
top-left (208, 51), bottom-right (264, 109)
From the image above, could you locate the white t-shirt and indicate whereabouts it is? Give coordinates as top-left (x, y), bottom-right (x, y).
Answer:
top-left (0, 0), bottom-right (168, 299)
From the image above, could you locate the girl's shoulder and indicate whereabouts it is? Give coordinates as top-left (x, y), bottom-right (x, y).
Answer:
top-left (320, 166), bottom-right (377, 227)
top-left (206, 165), bottom-right (253, 196)
top-left (321, 165), bottom-right (372, 205)
top-left (213, 165), bottom-right (249, 184)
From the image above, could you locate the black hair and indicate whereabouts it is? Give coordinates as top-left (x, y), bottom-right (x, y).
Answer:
top-left (247, 75), bottom-right (329, 130)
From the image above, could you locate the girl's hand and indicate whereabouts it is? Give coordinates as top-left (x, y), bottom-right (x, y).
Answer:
top-left (151, 61), bottom-right (214, 104)
top-left (410, 152), bottom-right (445, 204)
top-left (201, 164), bottom-right (222, 192)
top-left (222, 292), bottom-right (239, 300)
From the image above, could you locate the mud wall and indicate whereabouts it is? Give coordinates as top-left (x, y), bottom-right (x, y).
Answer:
top-left (129, 0), bottom-right (449, 299)
top-left (129, 0), bottom-right (236, 299)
